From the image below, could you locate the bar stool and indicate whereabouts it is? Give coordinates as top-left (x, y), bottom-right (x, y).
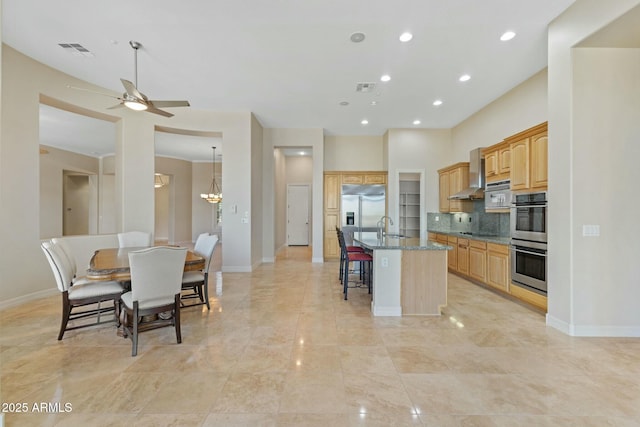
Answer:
top-left (336, 227), bottom-right (364, 284)
top-left (337, 229), bottom-right (372, 300)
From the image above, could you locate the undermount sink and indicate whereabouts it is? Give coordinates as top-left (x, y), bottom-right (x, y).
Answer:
top-left (383, 233), bottom-right (406, 239)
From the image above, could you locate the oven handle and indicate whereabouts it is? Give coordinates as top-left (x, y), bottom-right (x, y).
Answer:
top-left (512, 247), bottom-right (547, 257)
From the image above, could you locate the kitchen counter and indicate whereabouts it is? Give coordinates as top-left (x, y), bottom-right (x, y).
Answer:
top-left (353, 232), bottom-right (450, 317)
top-left (354, 232), bottom-right (452, 251)
top-left (428, 231), bottom-right (511, 245)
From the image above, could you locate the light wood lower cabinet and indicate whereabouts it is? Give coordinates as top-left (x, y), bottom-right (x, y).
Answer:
top-left (447, 236), bottom-right (458, 270)
top-left (486, 243), bottom-right (509, 293)
top-left (457, 238), bottom-right (469, 275)
top-left (469, 240), bottom-right (487, 282)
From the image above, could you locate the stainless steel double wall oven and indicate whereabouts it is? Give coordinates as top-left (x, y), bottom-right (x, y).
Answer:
top-left (510, 191), bottom-right (547, 295)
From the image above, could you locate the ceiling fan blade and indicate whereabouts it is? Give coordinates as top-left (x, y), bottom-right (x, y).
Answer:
top-left (66, 84), bottom-right (121, 100)
top-left (120, 78), bottom-right (145, 100)
top-left (106, 103), bottom-right (125, 110)
top-left (146, 106), bottom-right (174, 118)
top-left (148, 100), bottom-right (190, 108)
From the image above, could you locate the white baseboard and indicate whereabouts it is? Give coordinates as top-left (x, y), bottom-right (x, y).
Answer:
top-left (312, 257), bottom-right (324, 263)
top-left (371, 304), bottom-right (402, 317)
top-left (0, 288), bottom-right (58, 311)
top-left (222, 265), bottom-right (252, 273)
top-left (262, 257), bottom-right (275, 263)
top-left (547, 314), bottom-right (640, 337)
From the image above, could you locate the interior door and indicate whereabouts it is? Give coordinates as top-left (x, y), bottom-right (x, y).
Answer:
top-left (287, 184), bottom-right (310, 246)
top-left (63, 173), bottom-right (90, 236)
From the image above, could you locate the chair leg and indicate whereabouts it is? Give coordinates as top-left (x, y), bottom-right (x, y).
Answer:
top-left (132, 303), bottom-right (139, 357)
top-left (58, 293), bottom-right (71, 340)
top-left (203, 274), bottom-right (211, 310)
top-left (174, 295), bottom-right (182, 344)
top-left (343, 260), bottom-right (349, 300)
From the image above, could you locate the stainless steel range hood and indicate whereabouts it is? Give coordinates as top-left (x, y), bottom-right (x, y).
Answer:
top-left (449, 148), bottom-right (485, 200)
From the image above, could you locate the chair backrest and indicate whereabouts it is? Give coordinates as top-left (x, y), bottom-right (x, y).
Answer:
top-left (118, 231), bottom-right (152, 248)
top-left (194, 232), bottom-right (209, 249)
top-left (128, 246), bottom-right (187, 303)
top-left (194, 234), bottom-right (219, 274)
top-left (41, 241), bottom-right (73, 292)
top-left (337, 229), bottom-right (347, 254)
top-left (51, 237), bottom-right (77, 276)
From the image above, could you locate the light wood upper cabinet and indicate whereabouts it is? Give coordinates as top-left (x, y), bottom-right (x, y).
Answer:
top-left (341, 174), bottom-right (363, 184)
top-left (364, 173), bottom-right (386, 184)
top-left (439, 172), bottom-right (450, 213)
top-left (485, 151), bottom-right (498, 178)
top-left (483, 141), bottom-right (511, 183)
top-left (324, 173), bottom-right (340, 211)
top-left (510, 138), bottom-right (530, 191)
top-left (507, 122), bottom-right (548, 192)
top-left (530, 131), bottom-right (548, 189)
top-left (498, 146), bottom-right (511, 176)
top-left (438, 163), bottom-right (472, 213)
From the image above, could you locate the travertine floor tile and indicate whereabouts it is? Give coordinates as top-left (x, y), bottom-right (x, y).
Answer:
top-left (2, 245), bottom-right (639, 426)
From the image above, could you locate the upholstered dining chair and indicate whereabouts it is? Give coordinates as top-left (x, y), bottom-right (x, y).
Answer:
top-left (117, 231), bottom-right (152, 248)
top-left (121, 246), bottom-right (187, 356)
top-left (41, 241), bottom-right (124, 340)
top-left (181, 234), bottom-right (218, 310)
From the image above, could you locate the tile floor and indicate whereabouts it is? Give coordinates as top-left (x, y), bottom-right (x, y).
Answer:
top-left (1, 246), bottom-right (639, 426)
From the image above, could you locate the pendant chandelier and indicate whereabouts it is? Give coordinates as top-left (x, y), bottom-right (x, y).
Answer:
top-left (200, 146), bottom-right (222, 204)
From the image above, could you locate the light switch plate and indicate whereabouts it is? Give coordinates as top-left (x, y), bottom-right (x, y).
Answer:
top-left (582, 224), bottom-right (600, 237)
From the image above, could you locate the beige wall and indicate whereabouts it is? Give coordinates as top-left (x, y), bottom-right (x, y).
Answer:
top-left (548, 0), bottom-right (640, 336)
top-left (39, 145), bottom-right (100, 239)
top-left (262, 128), bottom-right (324, 262)
top-left (324, 135), bottom-right (384, 171)
top-left (250, 114), bottom-right (264, 269)
top-left (191, 161), bottom-right (221, 242)
top-left (386, 129), bottom-right (452, 228)
top-left (154, 183), bottom-right (170, 240)
top-left (155, 156), bottom-right (193, 244)
top-left (273, 149), bottom-right (287, 253)
top-left (1, 45), bottom-right (255, 305)
top-left (285, 156), bottom-right (313, 183)
top-left (451, 69), bottom-right (548, 161)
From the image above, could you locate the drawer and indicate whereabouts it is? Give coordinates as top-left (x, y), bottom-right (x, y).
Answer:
top-left (470, 240), bottom-right (487, 250)
top-left (457, 238), bottom-right (469, 247)
top-left (447, 236), bottom-right (458, 244)
top-left (487, 242), bottom-right (509, 255)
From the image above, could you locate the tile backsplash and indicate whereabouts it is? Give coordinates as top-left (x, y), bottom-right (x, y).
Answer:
top-left (427, 200), bottom-right (510, 237)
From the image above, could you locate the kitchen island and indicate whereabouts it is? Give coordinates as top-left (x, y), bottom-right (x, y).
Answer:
top-left (353, 232), bottom-right (452, 316)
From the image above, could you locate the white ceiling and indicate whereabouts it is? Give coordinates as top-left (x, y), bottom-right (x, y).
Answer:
top-left (7, 0), bottom-right (575, 154)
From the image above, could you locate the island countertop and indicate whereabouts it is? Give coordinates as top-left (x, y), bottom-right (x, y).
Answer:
top-left (353, 232), bottom-right (452, 251)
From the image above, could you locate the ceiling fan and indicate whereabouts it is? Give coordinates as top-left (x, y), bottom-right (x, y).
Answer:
top-left (69, 40), bottom-right (190, 117)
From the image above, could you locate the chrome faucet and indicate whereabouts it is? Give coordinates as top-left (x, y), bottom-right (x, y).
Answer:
top-left (377, 215), bottom-right (394, 240)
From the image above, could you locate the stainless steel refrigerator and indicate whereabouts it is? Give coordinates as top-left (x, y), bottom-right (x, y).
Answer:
top-left (341, 184), bottom-right (386, 244)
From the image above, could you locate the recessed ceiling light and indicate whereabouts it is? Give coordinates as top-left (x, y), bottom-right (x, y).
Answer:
top-left (399, 32), bottom-right (413, 42)
top-left (413, 120), bottom-right (421, 125)
top-left (299, 151), bottom-right (306, 156)
top-left (361, 119), bottom-right (369, 125)
top-left (350, 32), bottom-right (366, 43)
top-left (339, 101), bottom-right (350, 106)
top-left (459, 74), bottom-right (471, 82)
top-left (380, 74), bottom-right (391, 82)
top-left (500, 31), bottom-right (516, 41)
top-left (371, 101), bottom-right (378, 106)
top-left (433, 100), bottom-right (443, 106)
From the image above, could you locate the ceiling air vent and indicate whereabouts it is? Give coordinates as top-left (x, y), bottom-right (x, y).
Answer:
top-left (356, 82), bottom-right (376, 93)
top-left (58, 43), bottom-right (94, 57)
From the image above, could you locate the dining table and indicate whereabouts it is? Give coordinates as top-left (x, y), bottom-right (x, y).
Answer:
top-left (86, 246), bottom-right (205, 281)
